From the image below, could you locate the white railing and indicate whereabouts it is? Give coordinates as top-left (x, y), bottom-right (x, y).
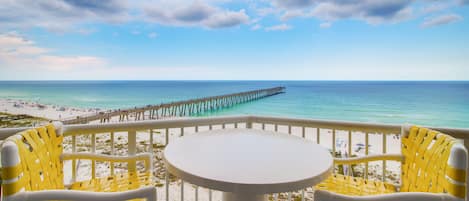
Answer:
top-left (1, 115), bottom-right (469, 201)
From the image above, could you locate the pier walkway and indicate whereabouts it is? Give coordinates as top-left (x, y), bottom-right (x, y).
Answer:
top-left (62, 87), bottom-right (285, 124)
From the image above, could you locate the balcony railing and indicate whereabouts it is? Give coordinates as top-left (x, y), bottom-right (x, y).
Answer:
top-left (1, 115), bottom-right (469, 201)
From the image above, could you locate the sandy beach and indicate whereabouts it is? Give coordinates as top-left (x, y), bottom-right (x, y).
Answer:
top-left (0, 98), bottom-right (101, 121)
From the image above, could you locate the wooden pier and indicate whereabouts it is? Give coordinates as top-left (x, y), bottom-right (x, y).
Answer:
top-left (62, 87), bottom-right (285, 124)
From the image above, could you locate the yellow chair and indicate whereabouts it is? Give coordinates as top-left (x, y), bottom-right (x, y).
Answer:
top-left (315, 125), bottom-right (467, 201)
top-left (1, 123), bottom-right (156, 201)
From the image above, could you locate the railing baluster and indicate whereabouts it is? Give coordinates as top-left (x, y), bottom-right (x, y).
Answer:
top-left (72, 135), bottom-right (77, 182)
top-left (348, 130), bottom-right (352, 176)
top-left (164, 128), bottom-right (169, 146)
top-left (332, 129), bottom-right (336, 156)
top-left (195, 186), bottom-right (199, 201)
top-left (110, 132), bottom-right (115, 175)
top-left (317, 128), bottom-right (321, 144)
top-left (165, 169), bottom-right (169, 201)
top-left (365, 132), bottom-right (369, 179)
top-left (348, 131), bottom-right (352, 156)
top-left (149, 130), bottom-right (154, 153)
top-left (332, 129), bottom-right (337, 178)
top-left (247, 121), bottom-right (252, 129)
top-left (209, 189), bottom-right (213, 201)
top-left (128, 130), bottom-right (137, 172)
top-left (382, 133), bottom-right (387, 182)
top-left (91, 133), bottom-right (96, 179)
top-left (301, 189), bottom-right (305, 201)
top-left (181, 180), bottom-right (184, 201)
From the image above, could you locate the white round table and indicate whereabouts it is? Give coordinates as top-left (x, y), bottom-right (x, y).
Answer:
top-left (163, 129), bottom-right (333, 201)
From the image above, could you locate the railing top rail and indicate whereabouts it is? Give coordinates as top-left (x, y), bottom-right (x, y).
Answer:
top-left (62, 116), bottom-right (249, 135)
top-left (250, 115), bottom-right (469, 138)
top-left (1, 115), bottom-right (469, 140)
top-left (250, 115), bottom-right (401, 134)
top-left (0, 127), bottom-right (29, 140)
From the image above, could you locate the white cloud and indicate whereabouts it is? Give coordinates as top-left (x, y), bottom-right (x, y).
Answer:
top-left (422, 3), bottom-right (451, 14)
top-left (251, 24), bottom-right (262, 30)
top-left (268, 0), bottom-right (415, 25)
top-left (0, 33), bottom-right (47, 59)
top-left (0, 0), bottom-right (249, 31)
top-left (0, 0), bottom-right (466, 32)
top-left (38, 55), bottom-right (105, 71)
top-left (0, 33), bottom-right (34, 46)
top-left (265, 24), bottom-right (292, 31)
top-left (0, 34), bottom-right (106, 71)
top-left (144, 1), bottom-right (249, 29)
top-left (421, 14), bottom-right (463, 28)
top-left (319, 22), bottom-right (332, 28)
top-left (267, 0), bottom-right (469, 27)
top-left (280, 10), bottom-right (305, 21)
top-left (0, 33), bottom-right (230, 80)
top-left (204, 9), bottom-right (250, 28)
top-left (77, 28), bottom-right (97, 35)
top-left (256, 7), bottom-right (279, 16)
top-left (0, 0), bottom-right (129, 32)
top-left (310, 0), bottom-right (413, 24)
top-left (131, 30), bottom-right (141, 35)
top-left (148, 32), bottom-right (158, 39)
top-left (273, 0), bottom-right (315, 9)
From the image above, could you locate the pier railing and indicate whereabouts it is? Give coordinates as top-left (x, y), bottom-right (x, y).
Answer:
top-left (61, 87), bottom-right (285, 124)
top-left (1, 115), bottom-right (469, 201)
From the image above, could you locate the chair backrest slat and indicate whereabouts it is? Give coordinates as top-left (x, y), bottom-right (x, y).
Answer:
top-left (401, 126), bottom-right (467, 199)
top-left (1, 124), bottom-right (64, 197)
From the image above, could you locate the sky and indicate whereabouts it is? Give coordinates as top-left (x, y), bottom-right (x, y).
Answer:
top-left (0, 0), bottom-right (468, 80)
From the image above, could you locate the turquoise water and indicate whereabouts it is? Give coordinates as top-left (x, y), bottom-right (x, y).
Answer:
top-left (0, 81), bottom-right (468, 128)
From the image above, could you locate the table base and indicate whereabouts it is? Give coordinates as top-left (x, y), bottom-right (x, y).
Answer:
top-left (223, 192), bottom-right (267, 201)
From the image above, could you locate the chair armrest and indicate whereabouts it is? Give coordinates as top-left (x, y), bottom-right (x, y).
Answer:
top-left (334, 154), bottom-right (404, 165)
top-left (314, 190), bottom-right (463, 201)
top-left (61, 153), bottom-right (153, 171)
top-left (6, 186), bottom-right (157, 201)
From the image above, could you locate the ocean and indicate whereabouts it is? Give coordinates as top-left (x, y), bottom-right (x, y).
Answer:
top-left (0, 81), bottom-right (468, 128)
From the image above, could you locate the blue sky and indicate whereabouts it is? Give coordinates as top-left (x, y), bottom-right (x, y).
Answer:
top-left (0, 0), bottom-right (468, 80)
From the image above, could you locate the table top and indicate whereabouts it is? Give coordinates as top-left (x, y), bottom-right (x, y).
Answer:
top-left (163, 129), bottom-right (333, 194)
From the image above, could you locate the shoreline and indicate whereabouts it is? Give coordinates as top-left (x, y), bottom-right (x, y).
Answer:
top-left (0, 98), bottom-right (189, 125)
top-left (0, 98), bottom-right (102, 121)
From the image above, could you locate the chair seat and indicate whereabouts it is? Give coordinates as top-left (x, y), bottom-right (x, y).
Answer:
top-left (315, 174), bottom-right (396, 196)
top-left (70, 171), bottom-right (152, 192)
